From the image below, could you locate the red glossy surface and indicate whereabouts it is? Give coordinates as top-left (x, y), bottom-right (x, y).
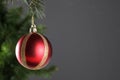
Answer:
top-left (25, 33), bottom-right (45, 67)
top-left (15, 33), bottom-right (52, 70)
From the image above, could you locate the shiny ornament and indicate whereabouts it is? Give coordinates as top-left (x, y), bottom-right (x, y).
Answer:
top-left (15, 32), bottom-right (52, 70)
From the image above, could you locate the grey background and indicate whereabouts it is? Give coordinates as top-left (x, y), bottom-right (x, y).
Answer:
top-left (13, 0), bottom-right (120, 80)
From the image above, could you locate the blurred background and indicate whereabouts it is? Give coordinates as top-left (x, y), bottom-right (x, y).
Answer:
top-left (6, 0), bottom-right (120, 80)
top-left (39, 0), bottom-right (120, 80)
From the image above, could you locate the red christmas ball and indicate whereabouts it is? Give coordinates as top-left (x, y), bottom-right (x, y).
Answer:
top-left (15, 33), bottom-right (52, 70)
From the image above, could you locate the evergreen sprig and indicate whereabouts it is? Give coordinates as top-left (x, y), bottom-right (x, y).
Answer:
top-left (5, 0), bottom-right (46, 18)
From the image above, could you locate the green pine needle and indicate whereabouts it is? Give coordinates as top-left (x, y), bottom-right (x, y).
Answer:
top-left (5, 0), bottom-right (46, 18)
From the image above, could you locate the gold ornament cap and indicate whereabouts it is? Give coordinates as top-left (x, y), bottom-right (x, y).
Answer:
top-left (29, 15), bottom-right (37, 33)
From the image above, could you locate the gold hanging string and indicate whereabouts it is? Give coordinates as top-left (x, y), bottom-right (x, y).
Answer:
top-left (30, 0), bottom-right (36, 26)
top-left (31, 15), bottom-right (35, 26)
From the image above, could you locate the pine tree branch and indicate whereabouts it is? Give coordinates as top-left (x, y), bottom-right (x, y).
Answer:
top-left (5, 0), bottom-right (46, 18)
top-left (28, 0), bottom-right (45, 18)
top-left (28, 65), bottom-right (58, 78)
top-left (0, 1), bottom-right (57, 80)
